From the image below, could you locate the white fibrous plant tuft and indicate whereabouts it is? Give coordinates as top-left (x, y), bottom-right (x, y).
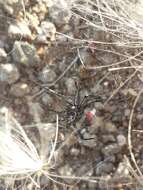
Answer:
top-left (0, 107), bottom-right (59, 188)
top-left (71, 0), bottom-right (143, 45)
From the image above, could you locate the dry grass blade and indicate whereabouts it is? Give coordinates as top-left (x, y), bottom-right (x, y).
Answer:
top-left (128, 88), bottom-right (143, 180)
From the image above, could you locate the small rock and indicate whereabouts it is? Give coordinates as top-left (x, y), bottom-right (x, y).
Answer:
top-left (117, 134), bottom-right (126, 146)
top-left (105, 156), bottom-right (116, 163)
top-left (12, 41), bottom-right (40, 66)
top-left (70, 147), bottom-right (80, 157)
top-left (38, 65), bottom-right (56, 83)
top-left (45, 0), bottom-right (53, 7)
top-left (28, 101), bottom-right (44, 122)
top-left (10, 82), bottom-right (30, 97)
top-left (65, 78), bottom-right (76, 95)
top-left (98, 175), bottom-right (112, 189)
top-left (8, 21), bottom-right (31, 39)
top-left (136, 113), bottom-right (143, 120)
top-left (37, 21), bottom-right (56, 41)
top-left (0, 48), bottom-right (7, 62)
top-left (124, 109), bottom-right (130, 117)
top-left (115, 160), bottom-right (129, 177)
top-left (49, 0), bottom-right (71, 27)
top-left (58, 57), bottom-right (67, 72)
top-left (96, 161), bottom-right (114, 175)
top-left (102, 143), bottom-right (121, 156)
top-left (0, 63), bottom-right (19, 84)
top-left (104, 122), bottom-right (117, 133)
top-left (78, 128), bottom-right (97, 147)
top-left (88, 181), bottom-right (98, 190)
top-left (92, 116), bottom-right (104, 130)
top-left (58, 164), bottom-right (75, 183)
top-left (102, 135), bottom-right (116, 143)
top-left (1, 0), bottom-right (22, 15)
top-left (26, 12), bottom-right (39, 31)
top-left (41, 93), bottom-right (53, 106)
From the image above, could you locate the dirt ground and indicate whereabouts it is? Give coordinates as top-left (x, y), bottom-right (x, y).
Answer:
top-left (0, 0), bottom-right (143, 190)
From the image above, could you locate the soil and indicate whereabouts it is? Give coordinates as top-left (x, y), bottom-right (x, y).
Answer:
top-left (0, 1), bottom-right (143, 190)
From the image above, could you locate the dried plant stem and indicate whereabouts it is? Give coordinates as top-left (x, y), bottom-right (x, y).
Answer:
top-left (128, 88), bottom-right (143, 178)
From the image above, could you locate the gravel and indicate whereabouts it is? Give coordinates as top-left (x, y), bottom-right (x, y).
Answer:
top-left (102, 143), bottom-right (121, 157)
top-left (12, 41), bottom-right (40, 66)
top-left (8, 21), bottom-right (32, 39)
top-left (38, 65), bottom-right (57, 83)
top-left (10, 82), bottom-right (30, 97)
top-left (48, 0), bottom-right (71, 27)
top-left (37, 21), bottom-right (56, 41)
top-left (117, 134), bottom-right (127, 146)
top-left (0, 63), bottom-right (20, 84)
top-left (65, 77), bottom-right (76, 95)
top-left (96, 161), bottom-right (114, 175)
top-left (0, 1), bottom-right (141, 190)
top-left (41, 93), bottom-right (54, 106)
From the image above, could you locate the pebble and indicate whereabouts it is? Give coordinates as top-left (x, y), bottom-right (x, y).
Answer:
top-left (12, 41), bottom-right (40, 66)
top-left (77, 128), bottom-right (97, 147)
top-left (58, 57), bottom-right (67, 72)
top-left (88, 181), bottom-right (98, 190)
top-left (124, 109), bottom-right (130, 117)
top-left (92, 116), bottom-right (104, 130)
top-left (26, 13), bottom-right (39, 31)
top-left (117, 134), bottom-right (126, 146)
top-left (102, 135), bottom-right (116, 143)
top-left (98, 175), bottom-right (113, 189)
top-left (0, 48), bottom-right (7, 62)
top-left (41, 93), bottom-right (53, 106)
top-left (8, 21), bottom-right (32, 39)
top-left (70, 147), bottom-right (80, 157)
top-left (65, 78), bottom-right (76, 95)
top-left (37, 21), bottom-right (56, 41)
top-left (75, 164), bottom-right (94, 177)
top-left (10, 82), bottom-right (30, 97)
top-left (96, 161), bottom-right (114, 175)
top-left (58, 164), bottom-right (75, 183)
top-left (104, 122), bottom-right (117, 133)
top-left (102, 143), bottom-right (121, 156)
top-left (105, 156), bottom-right (116, 163)
top-left (1, 0), bottom-right (22, 15)
top-left (28, 101), bottom-right (44, 122)
top-left (38, 65), bottom-right (56, 83)
top-left (115, 160), bottom-right (129, 177)
top-left (49, 0), bottom-right (71, 27)
top-left (0, 63), bottom-right (20, 84)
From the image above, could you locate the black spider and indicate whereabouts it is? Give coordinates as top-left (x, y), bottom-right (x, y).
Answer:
top-left (42, 83), bottom-right (101, 127)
